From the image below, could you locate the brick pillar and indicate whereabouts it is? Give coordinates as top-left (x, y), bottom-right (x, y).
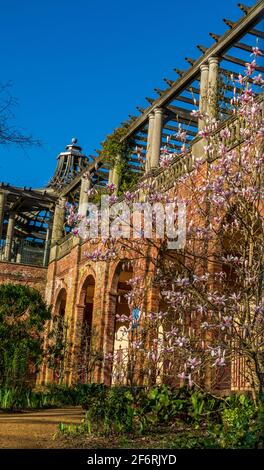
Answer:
top-left (69, 303), bottom-right (85, 384)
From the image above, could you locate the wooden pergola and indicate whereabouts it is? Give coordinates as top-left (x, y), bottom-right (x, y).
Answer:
top-left (0, 1), bottom-right (263, 266)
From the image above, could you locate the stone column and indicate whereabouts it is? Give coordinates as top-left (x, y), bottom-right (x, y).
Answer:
top-left (51, 196), bottom-right (66, 244)
top-left (78, 172), bottom-right (91, 217)
top-left (4, 212), bottom-right (15, 261)
top-left (108, 168), bottom-right (114, 185)
top-left (199, 63), bottom-right (209, 130)
top-left (208, 57), bottom-right (219, 119)
top-left (0, 191), bottom-right (6, 242)
top-left (151, 108), bottom-right (163, 168)
top-left (111, 154), bottom-right (121, 194)
top-left (43, 224), bottom-right (52, 266)
top-left (145, 112), bottom-right (155, 172)
top-left (15, 238), bottom-right (22, 264)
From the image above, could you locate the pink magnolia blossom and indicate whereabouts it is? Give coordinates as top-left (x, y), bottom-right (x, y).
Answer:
top-left (251, 46), bottom-right (263, 57)
top-left (245, 60), bottom-right (256, 76)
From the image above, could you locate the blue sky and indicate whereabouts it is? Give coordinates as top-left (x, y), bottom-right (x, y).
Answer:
top-left (0, 0), bottom-right (257, 188)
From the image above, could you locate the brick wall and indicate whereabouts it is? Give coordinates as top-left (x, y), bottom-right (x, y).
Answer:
top-left (0, 261), bottom-right (47, 295)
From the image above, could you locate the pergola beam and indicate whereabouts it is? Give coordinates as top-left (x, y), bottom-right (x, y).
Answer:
top-left (223, 53), bottom-right (264, 72)
top-left (120, 0), bottom-right (264, 141)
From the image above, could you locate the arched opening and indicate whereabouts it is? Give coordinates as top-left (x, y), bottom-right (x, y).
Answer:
top-left (52, 288), bottom-right (67, 384)
top-left (78, 275), bottom-right (95, 383)
top-left (216, 206), bottom-right (263, 392)
top-left (154, 249), bottom-right (186, 387)
top-left (108, 262), bottom-right (134, 386)
top-left (55, 288), bottom-right (67, 317)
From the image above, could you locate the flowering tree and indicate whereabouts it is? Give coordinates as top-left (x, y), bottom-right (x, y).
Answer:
top-left (67, 49), bottom-right (264, 397)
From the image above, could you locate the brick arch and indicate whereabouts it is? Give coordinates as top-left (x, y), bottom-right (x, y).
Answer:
top-left (76, 266), bottom-right (96, 306)
top-left (212, 203), bottom-right (263, 392)
top-left (104, 259), bottom-right (133, 385)
top-left (73, 269), bottom-right (97, 384)
top-left (54, 286), bottom-right (67, 317)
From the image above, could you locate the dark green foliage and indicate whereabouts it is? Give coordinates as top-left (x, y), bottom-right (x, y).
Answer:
top-left (0, 383), bottom-right (104, 411)
top-left (99, 125), bottom-right (140, 194)
top-left (61, 385), bottom-right (264, 448)
top-left (0, 284), bottom-right (51, 392)
top-left (209, 394), bottom-right (264, 448)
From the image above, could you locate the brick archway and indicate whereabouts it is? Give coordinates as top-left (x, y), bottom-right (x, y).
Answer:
top-left (73, 273), bottom-right (96, 384)
top-left (104, 260), bottom-right (133, 385)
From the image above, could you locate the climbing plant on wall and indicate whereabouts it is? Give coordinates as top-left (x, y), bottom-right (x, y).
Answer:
top-left (99, 123), bottom-right (141, 194)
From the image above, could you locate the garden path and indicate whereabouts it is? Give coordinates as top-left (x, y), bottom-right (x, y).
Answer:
top-left (0, 407), bottom-right (84, 448)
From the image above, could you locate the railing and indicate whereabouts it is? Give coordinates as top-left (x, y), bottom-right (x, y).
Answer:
top-left (211, 94), bottom-right (264, 154)
top-left (0, 239), bottom-right (46, 267)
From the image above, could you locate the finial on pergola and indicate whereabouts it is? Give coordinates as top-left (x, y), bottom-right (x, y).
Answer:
top-left (209, 32), bottom-right (220, 42)
top-left (173, 68), bottom-right (185, 77)
top-left (163, 78), bottom-right (174, 86)
top-left (185, 57), bottom-right (196, 66)
top-left (197, 45), bottom-right (208, 53)
top-left (145, 97), bottom-right (155, 104)
top-left (223, 18), bottom-right (236, 28)
top-left (237, 3), bottom-right (250, 14)
top-left (154, 88), bottom-right (164, 96)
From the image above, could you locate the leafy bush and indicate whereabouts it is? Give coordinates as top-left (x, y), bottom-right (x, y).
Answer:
top-left (0, 284), bottom-right (51, 392)
top-left (0, 383), bottom-right (107, 411)
top-left (209, 394), bottom-right (264, 448)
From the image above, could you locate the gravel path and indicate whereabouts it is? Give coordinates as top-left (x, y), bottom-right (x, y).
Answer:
top-left (0, 407), bottom-right (84, 448)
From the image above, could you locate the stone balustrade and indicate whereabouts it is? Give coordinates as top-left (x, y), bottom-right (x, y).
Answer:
top-left (55, 235), bottom-right (74, 260)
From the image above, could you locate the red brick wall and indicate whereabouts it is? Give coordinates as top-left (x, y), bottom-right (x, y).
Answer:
top-left (0, 261), bottom-right (47, 295)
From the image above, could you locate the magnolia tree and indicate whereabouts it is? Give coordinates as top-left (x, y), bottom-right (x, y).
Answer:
top-left (67, 49), bottom-right (264, 397)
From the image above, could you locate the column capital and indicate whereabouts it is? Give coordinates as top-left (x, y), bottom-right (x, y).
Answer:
top-left (57, 196), bottom-right (66, 207)
top-left (81, 170), bottom-right (91, 181)
top-left (154, 107), bottom-right (163, 116)
top-left (208, 56), bottom-right (219, 65)
top-left (200, 63), bottom-right (209, 72)
top-left (148, 112), bottom-right (155, 120)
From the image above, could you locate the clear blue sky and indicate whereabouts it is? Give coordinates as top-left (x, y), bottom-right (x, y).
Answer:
top-left (0, 0), bottom-right (257, 188)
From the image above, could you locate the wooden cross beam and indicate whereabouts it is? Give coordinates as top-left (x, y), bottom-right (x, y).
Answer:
top-left (233, 40), bottom-right (264, 55)
top-left (164, 124), bottom-right (197, 136)
top-left (223, 53), bottom-right (264, 72)
top-left (197, 45), bottom-right (208, 53)
top-left (120, 0), bottom-right (264, 141)
top-left (173, 95), bottom-right (199, 106)
top-left (249, 27), bottom-right (264, 39)
top-left (238, 3), bottom-right (251, 14)
top-left (185, 57), bottom-right (196, 66)
top-left (223, 19), bottom-right (237, 28)
top-left (166, 105), bottom-right (198, 125)
top-left (145, 97), bottom-right (155, 105)
top-left (134, 130), bottom-right (193, 145)
top-left (174, 68), bottom-right (186, 77)
top-left (164, 78), bottom-right (200, 96)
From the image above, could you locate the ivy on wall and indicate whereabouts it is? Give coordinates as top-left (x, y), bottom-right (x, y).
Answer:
top-left (99, 123), bottom-right (141, 194)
